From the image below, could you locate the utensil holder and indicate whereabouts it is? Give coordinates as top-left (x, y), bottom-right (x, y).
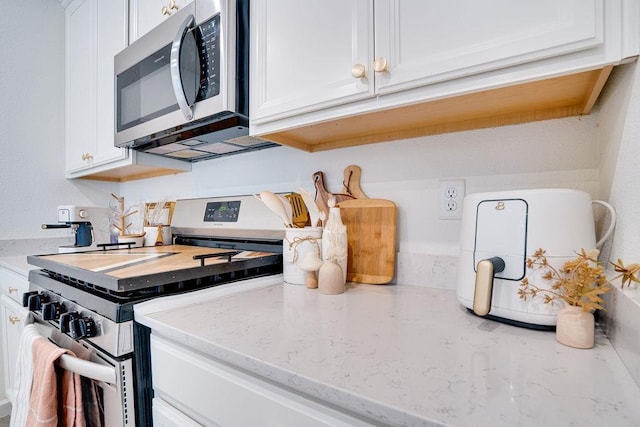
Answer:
top-left (283, 227), bottom-right (322, 285)
top-left (143, 225), bottom-right (171, 246)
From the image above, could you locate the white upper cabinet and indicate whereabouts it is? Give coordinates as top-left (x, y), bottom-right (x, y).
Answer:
top-left (250, 0), bottom-right (639, 152)
top-left (373, 0), bottom-right (604, 94)
top-left (250, 0), bottom-right (374, 123)
top-left (65, 0), bottom-right (128, 173)
top-left (65, 0), bottom-right (190, 181)
top-left (129, 0), bottom-right (194, 43)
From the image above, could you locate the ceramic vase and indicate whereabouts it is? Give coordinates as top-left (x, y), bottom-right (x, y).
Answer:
top-left (321, 204), bottom-right (348, 285)
top-left (318, 260), bottom-right (345, 295)
top-left (555, 305), bottom-right (595, 349)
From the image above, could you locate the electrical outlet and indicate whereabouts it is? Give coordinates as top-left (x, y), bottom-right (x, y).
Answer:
top-left (438, 179), bottom-right (465, 220)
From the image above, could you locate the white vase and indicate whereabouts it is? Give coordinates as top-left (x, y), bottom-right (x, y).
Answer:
top-left (321, 205), bottom-right (348, 285)
top-left (555, 305), bottom-right (595, 349)
top-left (318, 260), bottom-right (345, 295)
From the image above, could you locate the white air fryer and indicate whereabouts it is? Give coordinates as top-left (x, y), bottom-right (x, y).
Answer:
top-left (456, 188), bottom-right (614, 328)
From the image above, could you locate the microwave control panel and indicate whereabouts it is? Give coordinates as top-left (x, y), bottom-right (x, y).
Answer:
top-left (197, 14), bottom-right (221, 101)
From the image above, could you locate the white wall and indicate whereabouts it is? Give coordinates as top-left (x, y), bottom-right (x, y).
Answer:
top-left (120, 114), bottom-right (600, 287)
top-left (597, 61), bottom-right (640, 386)
top-left (0, 0), bottom-right (117, 252)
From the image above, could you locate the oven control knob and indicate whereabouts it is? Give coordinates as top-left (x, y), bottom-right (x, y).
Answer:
top-left (27, 293), bottom-right (48, 311)
top-left (42, 302), bottom-right (64, 321)
top-left (59, 312), bottom-right (79, 334)
top-left (69, 317), bottom-right (97, 339)
top-left (22, 291), bottom-right (40, 308)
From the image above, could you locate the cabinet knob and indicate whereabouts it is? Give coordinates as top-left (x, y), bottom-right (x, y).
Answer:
top-left (9, 315), bottom-right (20, 325)
top-left (162, 1), bottom-right (179, 16)
top-left (374, 57), bottom-right (388, 73)
top-left (81, 153), bottom-right (93, 161)
top-left (351, 64), bottom-right (366, 79)
top-left (8, 287), bottom-right (18, 294)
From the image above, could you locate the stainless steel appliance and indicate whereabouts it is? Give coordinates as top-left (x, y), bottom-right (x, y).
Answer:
top-left (456, 188), bottom-right (615, 328)
top-left (114, 0), bottom-right (276, 162)
top-left (25, 194), bottom-right (285, 426)
top-left (41, 205), bottom-right (111, 253)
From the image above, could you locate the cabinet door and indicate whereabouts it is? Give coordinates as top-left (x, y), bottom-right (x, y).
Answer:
top-left (250, 0), bottom-right (375, 123)
top-left (94, 0), bottom-right (128, 165)
top-left (129, 0), bottom-right (193, 43)
top-left (374, 0), bottom-right (604, 94)
top-left (151, 335), bottom-right (372, 426)
top-left (66, 0), bottom-right (128, 173)
top-left (1, 295), bottom-right (26, 404)
top-left (66, 0), bottom-right (94, 172)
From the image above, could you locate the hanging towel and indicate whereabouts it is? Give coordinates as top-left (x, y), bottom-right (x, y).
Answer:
top-left (10, 316), bottom-right (39, 427)
top-left (25, 337), bottom-right (86, 427)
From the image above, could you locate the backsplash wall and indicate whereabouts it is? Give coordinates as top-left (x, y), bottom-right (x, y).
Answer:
top-left (120, 115), bottom-right (600, 269)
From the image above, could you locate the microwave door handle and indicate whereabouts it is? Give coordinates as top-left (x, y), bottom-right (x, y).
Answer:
top-left (170, 14), bottom-right (196, 121)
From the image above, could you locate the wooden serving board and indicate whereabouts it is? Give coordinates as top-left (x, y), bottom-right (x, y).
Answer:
top-left (337, 199), bottom-right (397, 284)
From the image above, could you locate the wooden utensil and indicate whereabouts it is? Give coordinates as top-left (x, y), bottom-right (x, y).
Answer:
top-left (337, 198), bottom-right (397, 284)
top-left (298, 187), bottom-right (323, 227)
top-left (341, 165), bottom-right (368, 199)
top-left (312, 171), bottom-right (354, 219)
top-left (285, 193), bottom-right (310, 227)
top-left (258, 191), bottom-right (292, 227)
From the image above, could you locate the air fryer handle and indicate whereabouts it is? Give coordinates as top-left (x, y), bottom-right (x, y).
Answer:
top-left (592, 200), bottom-right (616, 249)
top-left (473, 257), bottom-right (505, 316)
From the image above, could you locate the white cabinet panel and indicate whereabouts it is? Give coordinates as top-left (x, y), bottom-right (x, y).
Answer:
top-left (251, 0), bottom-right (374, 123)
top-left (66, 0), bottom-right (95, 172)
top-left (94, 0), bottom-right (128, 165)
top-left (374, 0), bottom-right (604, 94)
top-left (151, 335), bottom-right (372, 426)
top-left (0, 296), bottom-right (27, 405)
top-left (65, 0), bottom-right (128, 174)
top-left (0, 266), bottom-right (29, 407)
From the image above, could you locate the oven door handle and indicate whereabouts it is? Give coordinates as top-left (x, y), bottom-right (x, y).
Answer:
top-left (31, 322), bottom-right (117, 385)
top-left (170, 13), bottom-right (197, 121)
top-left (58, 354), bottom-right (116, 385)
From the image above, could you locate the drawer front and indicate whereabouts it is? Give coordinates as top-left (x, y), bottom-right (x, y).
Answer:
top-left (151, 335), bottom-right (372, 426)
top-left (0, 268), bottom-right (29, 305)
top-left (152, 398), bottom-right (201, 427)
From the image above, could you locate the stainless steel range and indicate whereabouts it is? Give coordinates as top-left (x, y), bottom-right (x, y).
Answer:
top-left (25, 194), bottom-right (285, 426)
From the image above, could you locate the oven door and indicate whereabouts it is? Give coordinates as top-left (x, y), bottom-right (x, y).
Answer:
top-left (114, 1), bottom-right (231, 148)
top-left (20, 320), bottom-right (135, 427)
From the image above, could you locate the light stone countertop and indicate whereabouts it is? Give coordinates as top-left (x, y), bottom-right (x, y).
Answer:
top-left (0, 256), bottom-right (36, 277)
top-left (137, 275), bottom-right (640, 426)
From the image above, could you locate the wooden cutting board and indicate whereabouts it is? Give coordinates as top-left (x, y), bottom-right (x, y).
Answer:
top-left (337, 198), bottom-right (397, 284)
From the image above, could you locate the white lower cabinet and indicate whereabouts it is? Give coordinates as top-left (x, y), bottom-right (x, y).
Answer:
top-left (0, 265), bottom-right (30, 414)
top-left (152, 398), bottom-right (201, 427)
top-left (0, 296), bottom-right (27, 407)
top-left (150, 335), bottom-right (373, 426)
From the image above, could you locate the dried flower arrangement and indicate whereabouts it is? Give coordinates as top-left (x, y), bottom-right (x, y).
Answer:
top-left (518, 248), bottom-right (640, 312)
top-left (611, 259), bottom-right (640, 288)
top-left (518, 248), bottom-right (610, 312)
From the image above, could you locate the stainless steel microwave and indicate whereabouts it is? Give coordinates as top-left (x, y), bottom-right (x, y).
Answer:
top-left (114, 0), bottom-right (275, 162)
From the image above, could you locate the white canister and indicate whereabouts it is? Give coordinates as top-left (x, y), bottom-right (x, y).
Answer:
top-left (283, 227), bottom-right (322, 285)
